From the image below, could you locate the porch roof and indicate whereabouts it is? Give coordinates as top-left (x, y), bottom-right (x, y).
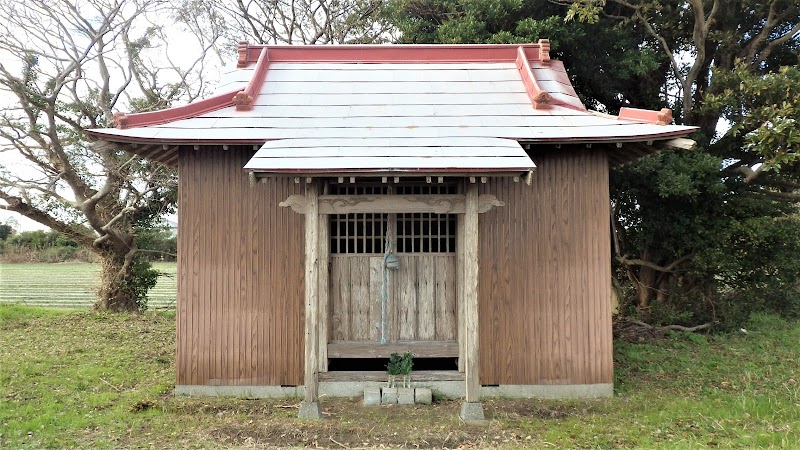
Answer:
top-left (243, 137), bottom-right (535, 176)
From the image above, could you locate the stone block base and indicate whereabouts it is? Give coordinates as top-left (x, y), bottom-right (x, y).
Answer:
top-left (298, 401), bottom-right (321, 419)
top-left (363, 387), bottom-right (381, 406)
top-left (459, 401), bottom-right (485, 422)
top-left (414, 388), bottom-right (432, 405)
top-left (365, 387), bottom-right (433, 405)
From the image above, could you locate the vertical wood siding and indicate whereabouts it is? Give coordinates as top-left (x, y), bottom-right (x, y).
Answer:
top-left (177, 147), bottom-right (304, 386)
top-left (478, 148), bottom-right (613, 385)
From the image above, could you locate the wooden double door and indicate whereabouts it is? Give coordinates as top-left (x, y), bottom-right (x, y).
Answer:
top-left (326, 207), bottom-right (459, 361)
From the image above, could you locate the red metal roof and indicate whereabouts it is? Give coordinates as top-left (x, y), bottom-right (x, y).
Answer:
top-left (88, 42), bottom-right (696, 173)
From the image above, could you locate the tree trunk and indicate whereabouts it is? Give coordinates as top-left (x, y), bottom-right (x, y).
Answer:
top-left (95, 251), bottom-right (139, 312)
top-left (636, 265), bottom-right (656, 309)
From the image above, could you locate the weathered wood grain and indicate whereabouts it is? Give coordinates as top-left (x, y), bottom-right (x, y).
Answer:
top-left (368, 257), bottom-right (383, 342)
top-left (464, 184), bottom-right (480, 402)
top-left (327, 340), bottom-right (458, 358)
top-left (397, 257), bottom-right (418, 340)
top-left (417, 257), bottom-right (436, 340)
top-left (435, 256), bottom-right (457, 340)
top-left (456, 207), bottom-right (465, 372)
top-left (303, 182), bottom-right (320, 402)
top-left (330, 257), bottom-right (350, 341)
top-left (351, 257), bottom-right (370, 340)
top-left (319, 370), bottom-right (464, 382)
top-left (318, 204), bottom-right (330, 373)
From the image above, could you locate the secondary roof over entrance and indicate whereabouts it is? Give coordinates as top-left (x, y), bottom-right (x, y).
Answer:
top-left (88, 41), bottom-right (697, 173)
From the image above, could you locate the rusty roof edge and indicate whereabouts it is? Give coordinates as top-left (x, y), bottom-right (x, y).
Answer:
top-left (233, 47), bottom-right (270, 111)
top-left (109, 89), bottom-right (240, 130)
top-left (234, 41), bottom-right (553, 65)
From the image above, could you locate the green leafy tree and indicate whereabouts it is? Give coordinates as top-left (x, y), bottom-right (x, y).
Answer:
top-left (561, 0), bottom-right (800, 322)
top-left (386, 0), bottom-right (800, 326)
top-left (0, 222), bottom-right (13, 241)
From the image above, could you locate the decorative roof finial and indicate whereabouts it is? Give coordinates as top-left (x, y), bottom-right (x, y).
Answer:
top-left (538, 39), bottom-right (551, 64)
top-left (657, 108), bottom-right (673, 125)
top-left (237, 41), bottom-right (250, 68)
top-left (232, 91), bottom-right (254, 111)
top-left (113, 112), bottom-right (129, 129)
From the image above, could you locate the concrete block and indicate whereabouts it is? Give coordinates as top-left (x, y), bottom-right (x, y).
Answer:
top-left (459, 401), bottom-right (485, 422)
top-left (397, 388), bottom-right (415, 405)
top-left (414, 387), bottom-right (432, 405)
top-left (363, 387), bottom-right (381, 406)
top-left (381, 387), bottom-right (398, 405)
top-left (298, 401), bottom-right (322, 419)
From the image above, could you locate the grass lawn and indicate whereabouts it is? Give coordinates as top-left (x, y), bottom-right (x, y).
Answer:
top-left (1, 305), bottom-right (799, 449)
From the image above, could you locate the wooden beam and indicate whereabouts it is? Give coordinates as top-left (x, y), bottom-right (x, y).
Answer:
top-left (327, 340), bottom-right (458, 358)
top-left (321, 194), bottom-right (465, 214)
top-left (282, 194), bottom-right (506, 215)
top-left (463, 184), bottom-right (480, 402)
top-left (303, 182), bottom-right (320, 406)
top-left (319, 370), bottom-right (465, 382)
top-left (661, 137), bottom-right (696, 150)
top-left (321, 194), bottom-right (503, 215)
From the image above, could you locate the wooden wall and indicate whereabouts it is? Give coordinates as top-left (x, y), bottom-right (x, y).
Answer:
top-left (176, 145), bottom-right (612, 388)
top-left (176, 147), bottom-right (305, 386)
top-left (477, 147), bottom-right (613, 386)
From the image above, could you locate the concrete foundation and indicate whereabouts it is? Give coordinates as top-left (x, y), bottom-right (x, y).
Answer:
top-left (176, 382), bottom-right (613, 399)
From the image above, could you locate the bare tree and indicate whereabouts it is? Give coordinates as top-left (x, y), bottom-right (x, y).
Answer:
top-left (0, 0), bottom-right (223, 311)
top-left (215, 0), bottom-right (391, 44)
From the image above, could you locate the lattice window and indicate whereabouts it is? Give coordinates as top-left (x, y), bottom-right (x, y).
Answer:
top-left (329, 181), bottom-right (457, 255)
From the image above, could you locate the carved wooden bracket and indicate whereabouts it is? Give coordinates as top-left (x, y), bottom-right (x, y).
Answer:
top-left (279, 195), bottom-right (310, 214)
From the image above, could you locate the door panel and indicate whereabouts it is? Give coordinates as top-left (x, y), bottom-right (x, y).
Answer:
top-left (330, 254), bottom-right (456, 343)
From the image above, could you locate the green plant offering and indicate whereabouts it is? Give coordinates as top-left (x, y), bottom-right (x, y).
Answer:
top-left (386, 353), bottom-right (403, 388)
top-left (399, 352), bottom-right (413, 388)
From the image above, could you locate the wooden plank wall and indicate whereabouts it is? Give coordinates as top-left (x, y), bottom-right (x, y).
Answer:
top-left (329, 254), bottom-right (456, 343)
top-left (176, 147), bottom-right (305, 386)
top-left (478, 147), bottom-right (613, 385)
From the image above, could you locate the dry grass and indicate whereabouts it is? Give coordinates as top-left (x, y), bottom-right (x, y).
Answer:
top-left (1, 305), bottom-right (799, 449)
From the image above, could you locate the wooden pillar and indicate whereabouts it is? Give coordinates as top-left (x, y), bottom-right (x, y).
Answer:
top-left (456, 189), bottom-right (466, 372)
top-left (318, 183), bottom-right (329, 373)
top-left (299, 181), bottom-right (322, 419)
top-left (460, 183), bottom-right (484, 421)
